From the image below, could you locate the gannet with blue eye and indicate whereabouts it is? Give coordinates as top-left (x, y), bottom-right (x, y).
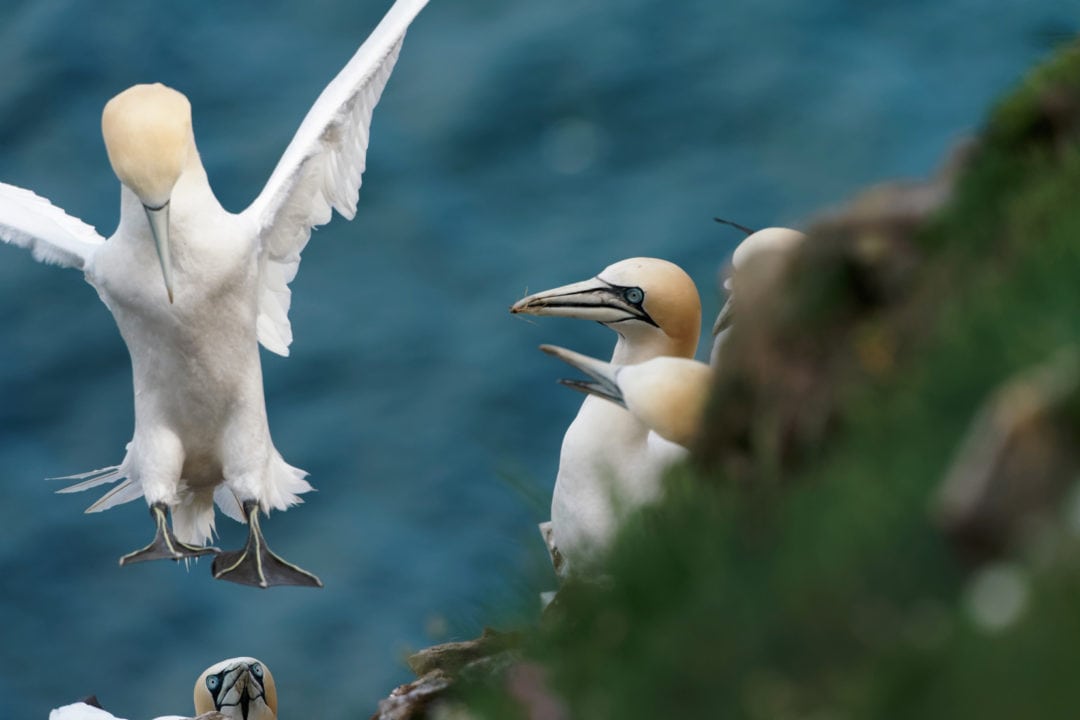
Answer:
top-left (49, 657), bottom-right (274, 720)
top-left (0, 0), bottom-right (429, 586)
top-left (511, 258), bottom-right (701, 575)
top-left (711, 224), bottom-right (806, 363)
top-left (194, 657), bottom-right (277, 720)
top-left (541, 344), bottom-right (712, 449)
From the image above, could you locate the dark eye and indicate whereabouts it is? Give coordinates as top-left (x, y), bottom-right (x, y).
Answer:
top-left (251, 663), bottom-right (263, 678)
top-left (206, 676), bottom-right (220, 691)
top-left (623, 287), bottom-right (644, 305)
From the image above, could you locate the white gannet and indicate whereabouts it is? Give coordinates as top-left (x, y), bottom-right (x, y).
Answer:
top-left (711, 222), bottom-right (806, 364)
top-left (49, 656), bottom-right (274, 720)
top-left (510, 258), bottom-right (701, 575)
top-left (0, 0), bottom-right (429, 587)
top-left (194, 657), bottom-right (277, 720)
top-left (540, 344), bottom-right (712, 450)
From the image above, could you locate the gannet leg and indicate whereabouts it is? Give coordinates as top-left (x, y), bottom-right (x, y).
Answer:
top-left (211, 500), bottom-right (322, 588)
top-left (119, 502), bottom-right (220, 565)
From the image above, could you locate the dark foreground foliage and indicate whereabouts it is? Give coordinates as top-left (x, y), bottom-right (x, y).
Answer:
top-left (444, 42), bottom-right (1080, 720)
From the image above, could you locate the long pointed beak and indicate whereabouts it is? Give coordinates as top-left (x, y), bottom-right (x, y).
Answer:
top-left (143, 203), bottom-right (174, 304)
top-left (540, 344), bottom-right (627, 408)
top-left (511, 277), bottom-right (652, 325)
top-left (712, 296), bottom-right (734, 336)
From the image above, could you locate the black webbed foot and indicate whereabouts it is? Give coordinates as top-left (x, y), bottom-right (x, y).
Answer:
top-left (119, 502), bottom-right (220, 565)
top-left (212, 501), bottom-right (322, 588)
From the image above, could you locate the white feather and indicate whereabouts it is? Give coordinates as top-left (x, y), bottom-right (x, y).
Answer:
top-left (242, 0), bottom-right (428, 356)
top-left (0, 182), bottom-right (105, 269)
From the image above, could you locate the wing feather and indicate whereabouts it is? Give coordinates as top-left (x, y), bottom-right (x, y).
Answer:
top-left (0, 182), bottom-right (106, 270)
top-left (242, 0), bottom-right (428, 356)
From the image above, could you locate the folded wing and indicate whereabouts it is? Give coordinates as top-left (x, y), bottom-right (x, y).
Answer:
top-left (241, 0), bottom-right (429, 356)
top-left (0, 182), bottom-right (106, 270)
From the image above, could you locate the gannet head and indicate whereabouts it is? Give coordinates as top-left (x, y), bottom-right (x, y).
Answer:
top-left (541, 344), bottom-right (712, 448)
top-left (194, 657), bottom-right (277, 720)
top-left (714, 227), bottom-right (806, 335)
top-left (102, 83), bottom-right (194, 303)
top-left (511, 258), bottom-right (701, 358)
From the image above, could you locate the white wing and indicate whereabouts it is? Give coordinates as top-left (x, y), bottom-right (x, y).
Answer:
top-left (0, 182), bottom-right (106, 270)
top-left (49, 702), bottom-right (124, 720)
top-left (241, 0), bottom-right (429, 356)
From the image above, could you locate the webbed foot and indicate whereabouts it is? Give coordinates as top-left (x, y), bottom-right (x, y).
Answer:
top-left (212, 501), bottom-right (322, 588)
top-left (119, 502), bottom-right (220, 565)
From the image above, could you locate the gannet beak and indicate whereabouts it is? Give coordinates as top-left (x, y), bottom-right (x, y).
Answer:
top-left (143, 202), bottom-right (174, 304)
top-left (712, 296), bottom-right (734, 336)
top-left (511, 277), bottom-right (656, 326)
top-left (540, 344), bottom-right (627, 407)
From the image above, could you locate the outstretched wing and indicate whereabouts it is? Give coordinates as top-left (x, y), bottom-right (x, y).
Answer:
top-left (241, 0), bottom-right (429, 356)
top-left (0, 182), bottom-right (106, 270)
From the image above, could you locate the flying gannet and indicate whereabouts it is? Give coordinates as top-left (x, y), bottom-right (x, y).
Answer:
top-left (0, 0), bottom-right (429, 587)
top-left (710, 223), bottom-right (806, 364)
top-left (540, 344), bottom-right (712, 450)
top-left (49, 656), bottom-right (274, 720)
top-left (510, 258), bottom-right (701, 575)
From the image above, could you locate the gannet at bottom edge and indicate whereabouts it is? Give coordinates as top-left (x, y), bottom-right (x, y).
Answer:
top-left (0, 0), bottom-right (431, 587)
top-left (50, 657), bottom-right (275, 720)
top-left (511, 258), bottom-right (701, 576)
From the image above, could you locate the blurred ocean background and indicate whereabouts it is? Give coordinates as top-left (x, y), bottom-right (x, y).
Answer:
top-left (0, 0), bottom-right (1072, 717)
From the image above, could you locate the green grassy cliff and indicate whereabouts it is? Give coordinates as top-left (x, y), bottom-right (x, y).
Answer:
top-left (418, 41), bottom-right (1080, 720)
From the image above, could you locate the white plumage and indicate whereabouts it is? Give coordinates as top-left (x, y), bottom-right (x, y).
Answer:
top-left (0, 0), bottom-right (429, 586)
top-left (49, 656), bottom-right (274, 720)
top-left (511, 258), bottom-right (701, 576)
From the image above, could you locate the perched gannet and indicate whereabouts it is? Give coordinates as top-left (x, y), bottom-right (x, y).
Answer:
top-left (711, 223), bottom-right (806, 364)
top-left (541, 345), bottom-right (712, 449)
top-left (49, 657), bottom-right (273, 720)
top-left (0, 0), bottom-right (429, 586)
top-left (194, 657), bottom-right (277, 720)
top-left (510, 258), bottom-right (701, 574)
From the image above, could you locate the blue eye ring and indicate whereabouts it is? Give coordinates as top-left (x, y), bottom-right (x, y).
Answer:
top-left (251, 663), bottom-right (263, 678)
top-left (623, 287), bottom-right (644, 305)
top-left (206, 676), bottom-right (220, 691)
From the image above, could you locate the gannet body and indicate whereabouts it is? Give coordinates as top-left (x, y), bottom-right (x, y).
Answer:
top-left (49, 657), bottom-right (274, 720)
top-left (711, 226), bottom-right (806, 364)
top-left (49, 703), bottom-right (220, 720)
top-left (0, 0), bottom-right (429, 586)
top-left (511, 258), bottom-right (701, 574)
top-left (541, 345), bottom-right (712, 449)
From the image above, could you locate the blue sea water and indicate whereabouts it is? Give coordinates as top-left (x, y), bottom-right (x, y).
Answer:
top-left (0, 0), bottom-right (1071, 717)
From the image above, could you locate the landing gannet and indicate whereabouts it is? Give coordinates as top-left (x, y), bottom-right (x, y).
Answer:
top-left (510, 258), bottom-right (701, 575)
top-left (0, 0), bottom-right (429, 586)
top-left (49, 657), bottom-right (274, 720)
top-left (711, 225), bottom-right (806, 364)
top-left (541, 345), bottom-right (712, 449)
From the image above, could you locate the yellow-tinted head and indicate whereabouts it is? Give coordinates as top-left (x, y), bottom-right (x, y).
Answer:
top-left (597, 257), bottom-right (702, 356)
top-left (511, 257), bottom-right (701, 358)
top-left (194, 657), bottom-right (277, 720)
top-left (101, 83), bottom-right (192, 208)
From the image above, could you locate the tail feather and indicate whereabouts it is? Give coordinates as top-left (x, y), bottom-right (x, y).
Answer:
top-left (53, 465), bottom-right (125, 494)
top-left (214, 485), bottom-right (246, 524)
top-left (85, 479), bottom-right (144, 513)
top-left (172, 487), bottom-right (217, 547)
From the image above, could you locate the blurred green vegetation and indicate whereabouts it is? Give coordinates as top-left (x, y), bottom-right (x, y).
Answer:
top-left (459, 42), bottom-right (1080, 719)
